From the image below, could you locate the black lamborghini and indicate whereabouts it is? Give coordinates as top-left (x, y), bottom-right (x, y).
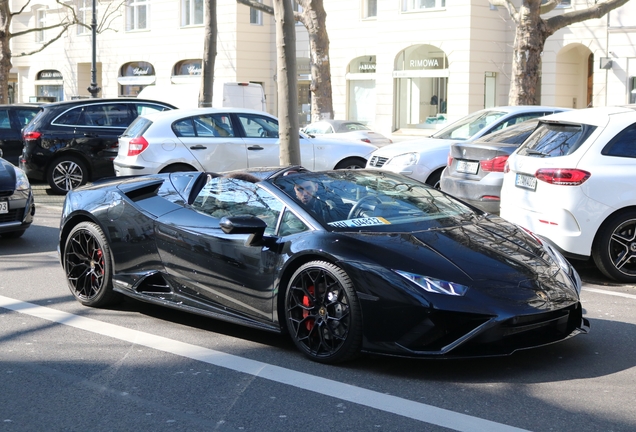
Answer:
top-left (58, 166), bottom-right (589, 363)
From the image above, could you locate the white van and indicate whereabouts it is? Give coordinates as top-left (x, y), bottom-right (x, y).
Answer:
top-left (137, 82), bottom-right (266, 111)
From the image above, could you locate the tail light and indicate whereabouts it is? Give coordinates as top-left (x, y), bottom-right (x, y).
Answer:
top-left (447, 152), bottom-right (453, 167)
top-left (127, 136), bottom-right (149, 156)
top-left (480, 155), bottom-right (509, 172)
top-left (535, 168), bottom-right (590, 186)
top-left (23, 131), bottom-right (42, 141)
top-left (361, 138), bottom-right (371, 143)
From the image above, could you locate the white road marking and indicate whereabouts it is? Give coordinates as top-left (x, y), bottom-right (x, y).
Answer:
top-left (582, 287), bottom-right (636, 300)
top-left (0, 295), bottom-right (528, 432)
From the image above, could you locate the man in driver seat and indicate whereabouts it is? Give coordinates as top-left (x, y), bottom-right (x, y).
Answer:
top-left (294, 179), bottom-right (349, 223)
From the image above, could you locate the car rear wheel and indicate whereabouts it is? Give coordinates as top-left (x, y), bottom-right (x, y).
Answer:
top-left (285, 261), bottom-right (363, 363)
top-left (47, 156), bottom-right (88, 195)
top-left (159, 163), bottom-right (197, 173)
top-left (592, 210), bottom-right (636, 283)
top-left (63, 222), bottom-right (122, 307)
top-left (334, 157), bottom-right (366, 169)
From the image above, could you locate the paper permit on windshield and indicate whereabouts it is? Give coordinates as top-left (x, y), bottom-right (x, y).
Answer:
top-left (328, 217), bottom-right (391, 228)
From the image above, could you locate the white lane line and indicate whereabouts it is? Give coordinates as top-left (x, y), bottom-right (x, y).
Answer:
top-left (582, 287), bottom-right (636, 300)
top-left (0, 295), bottom-right (528, 432)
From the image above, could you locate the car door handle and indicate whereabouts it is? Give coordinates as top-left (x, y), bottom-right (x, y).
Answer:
top-left (248, 145), bottom-right (264, 151)
top-left (190, 145), bottom-right (207, 150)
top-left (83, 133), bottom-right (98, 137)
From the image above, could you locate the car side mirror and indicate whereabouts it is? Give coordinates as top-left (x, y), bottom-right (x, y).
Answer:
top-left (219, 215), bottom-right (267, 246)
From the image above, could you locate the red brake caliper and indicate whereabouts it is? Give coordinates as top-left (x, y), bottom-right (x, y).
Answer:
top-left (302, 285), bottom-right (315, 331)
top-left (92, 249), bottom-right (103, 283)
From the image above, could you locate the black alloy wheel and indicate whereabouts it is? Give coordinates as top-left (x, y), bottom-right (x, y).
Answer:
top-left (285, 261), bottom-right (362, 363)
top-left (593, 210), bottom-right (636, 283)
top-left (47, 156), bottom-right (88, 195)
top-left (64, 222), bottom-right (121, 307)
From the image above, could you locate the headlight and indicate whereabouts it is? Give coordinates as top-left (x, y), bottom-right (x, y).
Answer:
top-left (385, 152), bottom-right (419, 168)
top-left (13, 166), bottom-right (30, 191)
top-left (394, 270), bottom-right (469, 296)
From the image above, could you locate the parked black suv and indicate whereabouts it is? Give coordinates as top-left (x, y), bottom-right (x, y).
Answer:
top-left (0, 104), bottom-right (41, 166)
top-left (20, 98), bottom-right (175, 194)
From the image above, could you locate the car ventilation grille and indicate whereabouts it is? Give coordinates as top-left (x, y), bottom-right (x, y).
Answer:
top-left (0, 208), bottom-right (24, 223)
top-left (0, 190), bottom-right (13, 197)
top-left (368, 156), bottom-right (388, 168)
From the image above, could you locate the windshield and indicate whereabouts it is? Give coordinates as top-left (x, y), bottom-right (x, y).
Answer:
top-left (432, 110), bottom-right (507, 140)
top-left (272, 171), bottom-right (475, 231)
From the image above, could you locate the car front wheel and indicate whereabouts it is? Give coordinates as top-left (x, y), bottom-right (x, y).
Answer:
top-left (334, 157), bottom-right (366, 169)
top-left (592, 210), bottom-right (636, 283)
top-left (285, 261), bottom-right (363, 363)
top-left (63, 222), bottom-right (121, 307)
top-left (47, 156), bottom-right (88, 195)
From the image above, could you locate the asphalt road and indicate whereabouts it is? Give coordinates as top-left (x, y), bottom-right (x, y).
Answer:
top-left (1, 201), bottom-right (635, 431)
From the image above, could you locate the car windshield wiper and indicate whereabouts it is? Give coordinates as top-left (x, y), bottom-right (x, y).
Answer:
top-left (524, 149), bottom-right (550, 157)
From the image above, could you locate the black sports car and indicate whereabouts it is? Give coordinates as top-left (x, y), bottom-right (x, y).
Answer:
top-left (59, 167), bottom-right (589, 363)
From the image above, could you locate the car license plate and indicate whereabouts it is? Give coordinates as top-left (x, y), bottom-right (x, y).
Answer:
top-left (456, 160), bottom-right (479, 174)
top-left (515, 173), bottom-right (537, 191)
top-left (0, 201), bottom-right (7, 214)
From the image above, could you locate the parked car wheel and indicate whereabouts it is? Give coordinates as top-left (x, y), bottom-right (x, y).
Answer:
top-left (334, 157), bottom-right (367, 169)
top-left (159, 163), bottom-right (197, 173)
top-left (47, 156), bottom-right (88, 195)
top-left (63, 222), bottom-right (122, 307)
top-left (426, 168), bottom-right (443, 189)
top-left (285, 261), bottom-right (363, 364)
top-left (592, 210), bottom-right (636, 283)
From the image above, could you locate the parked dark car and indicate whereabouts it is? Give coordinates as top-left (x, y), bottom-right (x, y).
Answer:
top-left (59, 166), bottom-right (589, 364)
top-left (20, 98), bottom-right (175, 194)
top-left (0, 149), bottom-right (35, 239)
top-left (0, 104), bottom-right (41, 166)
top-left (440, 119), bottom-right (542, 214)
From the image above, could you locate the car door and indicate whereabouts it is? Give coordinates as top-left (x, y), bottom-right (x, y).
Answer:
top-left (71, 103), bottom-right (132, 178)
top-left (174, 113), bottom-right (248, 172)
top-left (233, 112), bottom-right (315, 169)
top-left (154, 176), bottom-right (283, 321)
top-left (0, 108), bottom-right (25, 165)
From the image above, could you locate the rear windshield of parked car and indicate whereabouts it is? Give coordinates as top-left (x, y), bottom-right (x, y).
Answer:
top-left (517, 122), bottom-right (597, 157)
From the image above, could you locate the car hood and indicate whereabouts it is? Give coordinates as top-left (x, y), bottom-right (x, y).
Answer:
top-left (371, 137), bottom-right (457, 157)
top-left (340, 219), bottom-right (579, 307)
top-left (0, 158), bottom-right (17, 191)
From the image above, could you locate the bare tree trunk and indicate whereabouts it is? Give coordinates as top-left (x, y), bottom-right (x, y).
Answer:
top-left (0, 2), bottom-right (12, 104)
top-left (298, 0), bottom-right (333, 122)
top-left (273, 0), bottom-right (300, 166)
top-left (508, 1), bottom-right (546, 106)
top-left (200, 0), bottom-right (217, 107)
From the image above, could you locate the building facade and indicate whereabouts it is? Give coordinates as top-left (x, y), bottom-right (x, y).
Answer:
top-left (8, 0), bottom-right (636, 137)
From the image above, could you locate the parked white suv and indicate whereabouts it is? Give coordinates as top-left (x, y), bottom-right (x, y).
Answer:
top-left (500, 106), bottom-right (636, 283)
top-left (366, 106), bottom-right (565, 188)
top-left (114, 108), bottom-right (377, 176)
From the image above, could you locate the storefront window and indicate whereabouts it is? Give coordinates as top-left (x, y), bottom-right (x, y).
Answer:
top-left (297, 57), bottom-right (311, 127)
top-left (35, 70), bottom-right (64, 102)
top-left (118, 62), bottom-right (156, 96)
top-left (394, 45), bottom-right (448, 130)
top-left (347, 56), bottom-right (376, 125)
top-left (172, 59), bottom-right (202, 84)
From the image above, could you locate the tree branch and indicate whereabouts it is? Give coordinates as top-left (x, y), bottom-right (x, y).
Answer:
top-left (489, 0), bottom-right (519, 23)
top-left (14, 23), bottom-right (73, 57)
top-left (236, 0), bottom-right (302, 21)
top-left (545, 0), bottom-right (631, 35)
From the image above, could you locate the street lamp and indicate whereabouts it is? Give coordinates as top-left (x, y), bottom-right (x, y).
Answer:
top-left (87, 0), bottom-right (101, 97)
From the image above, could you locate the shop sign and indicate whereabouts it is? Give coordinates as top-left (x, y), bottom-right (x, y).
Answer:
top-left (359, 62), bottom-right (376, 73)
top-left (37, 70), bottom-right (63, 80)
top-left (407, 58), bottom-right (444, 70)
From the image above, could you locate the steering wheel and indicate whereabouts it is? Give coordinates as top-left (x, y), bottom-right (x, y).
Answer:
top-left (348, 195), bottom-right (383, 219)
